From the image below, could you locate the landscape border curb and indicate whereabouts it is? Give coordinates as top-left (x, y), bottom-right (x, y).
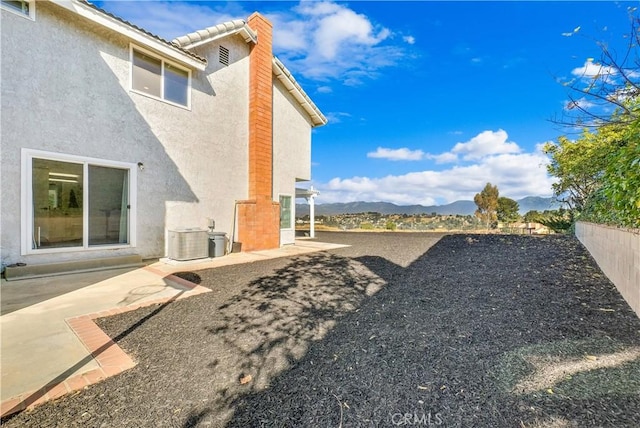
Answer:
top-left (0, 271), bottom-right (210, 419)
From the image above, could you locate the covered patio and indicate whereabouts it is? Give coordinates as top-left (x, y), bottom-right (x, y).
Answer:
top-left (295, 186), bottom-right (319, 238)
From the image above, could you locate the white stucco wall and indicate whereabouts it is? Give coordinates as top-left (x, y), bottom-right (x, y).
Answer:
top-left (1, 3), bottom-right (250, 264)
top-left (272, 78), bottom-right (313, 245)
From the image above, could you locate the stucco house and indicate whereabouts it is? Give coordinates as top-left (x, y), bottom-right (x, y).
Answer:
top-left (0, 0), bottom-right (326, 274)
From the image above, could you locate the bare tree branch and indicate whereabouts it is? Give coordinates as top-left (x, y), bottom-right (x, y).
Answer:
top-left (552, 13), bottom-right (640, 128)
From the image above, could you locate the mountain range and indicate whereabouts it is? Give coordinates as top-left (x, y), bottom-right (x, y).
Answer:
top-left (296, 196), bottom-right (561, 217)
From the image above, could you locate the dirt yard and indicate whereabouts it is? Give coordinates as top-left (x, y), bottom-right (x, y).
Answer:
top-left (5, 232), bottom-right (639, 427)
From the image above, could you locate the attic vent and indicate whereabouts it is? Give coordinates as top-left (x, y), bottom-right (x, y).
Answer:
top-left (219, 46), bottom-right (229, 66)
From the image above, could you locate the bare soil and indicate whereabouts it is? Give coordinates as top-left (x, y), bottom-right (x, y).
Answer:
top-left (4, 232), bottom-right (639, 427)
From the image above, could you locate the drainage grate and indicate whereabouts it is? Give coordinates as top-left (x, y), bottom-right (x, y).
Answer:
top-left (219, 45), bottom-right (229, 66)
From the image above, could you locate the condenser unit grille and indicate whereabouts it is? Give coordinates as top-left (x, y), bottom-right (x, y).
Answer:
top-left (168, 229), bottom-right (209, 261)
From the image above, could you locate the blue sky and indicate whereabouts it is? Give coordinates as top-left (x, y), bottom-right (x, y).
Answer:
top-left (95, 1), bottom-right (637, 205)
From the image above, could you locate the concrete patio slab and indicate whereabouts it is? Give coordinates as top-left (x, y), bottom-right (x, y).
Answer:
top-left (0, 267), bottom-right (208, 402)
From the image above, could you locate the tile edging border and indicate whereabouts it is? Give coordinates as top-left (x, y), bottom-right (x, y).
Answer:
top-left (0, 274), bottom-right (210, 419)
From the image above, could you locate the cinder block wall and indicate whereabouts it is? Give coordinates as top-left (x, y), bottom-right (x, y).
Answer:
top-left (575, 221), bottom-right (640, 318)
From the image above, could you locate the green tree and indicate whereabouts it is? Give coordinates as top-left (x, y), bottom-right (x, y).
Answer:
top-left (523, 210), bottom-right (542, 223)
top-left (542, 129), bottom-right (611, 211)
top-left (385, 220), bottom-right (397, 231)
top-left (497, 197), bottom-right (520, 224)
top-left (538, 210), bottom-right (575, 234)
top-left (548, 11), bottom-right (640, 227)
top-left (583, 120), bottom-right (640, 227)
top-left (474, 183), bottom-right (499, 230)
top-left (545, 117), bottom-right (639, 227)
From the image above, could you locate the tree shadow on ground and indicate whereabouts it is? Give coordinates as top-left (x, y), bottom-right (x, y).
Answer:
top-left (5, 234), bottom-right (638, 427)
top-left (219, 235), bottom-right (640, 428)
top-left (192, 251), bottom-right (397, 424)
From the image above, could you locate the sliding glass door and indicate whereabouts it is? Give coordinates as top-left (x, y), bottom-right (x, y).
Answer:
top-left (32, 159), bottom-right (84, 248)
top-left (88, 165), bottom-right (129, 246)
top-left (26, 151), bottom-right (134, 252)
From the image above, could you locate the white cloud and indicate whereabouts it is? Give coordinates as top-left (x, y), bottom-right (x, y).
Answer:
top-left (95, 1), bottom-right (244, 41)
top-left (317, 86), bottom-right (333, 94)
top-left (561, 26), bottom-right (581, 37)
top-left (295, 1), bottom-right (343, 16)
top-left (98, 1), bottom-right (410, 89)
top-left (269, 17), bottom-right (308, 51)
top-left (367, 147), bottom-right (425, 161)
top-left (269, 2), bottom-right (409, 85)
top-left (316, 130), bottom-right (555, 205)
top-left (626, 70), bottom-right (640, 79)
top-left (565, 97), bottom-right (595, 111)
top-left (403, 35), bottom-right (416, 45)
top-left (450, 129), bottom-right (521, 160)
top-left (312, 7), bottom-right (390, 60)
top-left (324, 111), bottom-right (352, 124)
top-left (572, 60), bottom-right (617, 79)
top-left (366, 131), bottom-right (523, 165)
top-left (425, 152), bottom-right (459, 164)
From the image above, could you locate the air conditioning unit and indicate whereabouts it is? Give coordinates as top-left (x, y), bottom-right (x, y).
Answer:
top-left (168, 229), bottom-right (209, 261)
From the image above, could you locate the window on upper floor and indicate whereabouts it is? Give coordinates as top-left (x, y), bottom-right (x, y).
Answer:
top-left (131, 46), bottom-right (190, 108)
top-left (1, 0), bottom-right (34, 19)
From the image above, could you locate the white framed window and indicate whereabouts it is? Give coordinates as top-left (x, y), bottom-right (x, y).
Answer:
top-left (130, 45), bottom-right (191, 108)
top-left (1, 0), bottom-right (35, 20)
top-left (21, 149), bottom-right (137, 255)
top-left (279, 195), bottom-right (293, 229)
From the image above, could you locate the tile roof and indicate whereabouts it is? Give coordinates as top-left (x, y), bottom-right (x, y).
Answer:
top-left (58, 2), bottom-right (324, 126)
top-left (76, 0), bottom-right (206, 64)
top-left (273, 57), bottom-right (327, 127)
top-left (172, 19), bottom-right (257, 48)
top-left (173, 18), bottom-right (325, 126)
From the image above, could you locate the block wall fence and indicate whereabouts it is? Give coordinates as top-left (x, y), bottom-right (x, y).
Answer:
top-left (575, 221), bottom-right (640, 318)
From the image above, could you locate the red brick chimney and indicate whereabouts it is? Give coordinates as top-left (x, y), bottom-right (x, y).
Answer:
top-left (236, 13), bottom-right (280, 251)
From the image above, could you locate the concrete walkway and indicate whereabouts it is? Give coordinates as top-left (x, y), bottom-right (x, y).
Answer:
top-left (0, 240), bottom-right (347, 417)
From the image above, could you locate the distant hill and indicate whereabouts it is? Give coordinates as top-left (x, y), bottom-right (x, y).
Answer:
top-left (295, 196), bottom-right (560, 217)
top-left (515, 196), bottom-right (562, 213)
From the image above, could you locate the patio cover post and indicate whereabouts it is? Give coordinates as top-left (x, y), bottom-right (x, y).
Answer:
top-left (296, 186), bottom-right (319, 238)
top-left (309, 187), bottom-right (316, 238)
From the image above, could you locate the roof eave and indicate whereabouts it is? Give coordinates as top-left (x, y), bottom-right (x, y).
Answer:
top-left (173, 22), bottom-right (257, 50)
top-left (272, 57), bottom-right (327, 128)
top-left (50, 0), bottom-right (207, 71)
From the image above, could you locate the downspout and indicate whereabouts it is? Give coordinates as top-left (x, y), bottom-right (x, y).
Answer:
top-left (230, 201), bottom-right (238, 253)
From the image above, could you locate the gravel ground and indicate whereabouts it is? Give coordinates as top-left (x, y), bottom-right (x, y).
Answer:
top-left (4, 232), bottom-right (640, 427)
